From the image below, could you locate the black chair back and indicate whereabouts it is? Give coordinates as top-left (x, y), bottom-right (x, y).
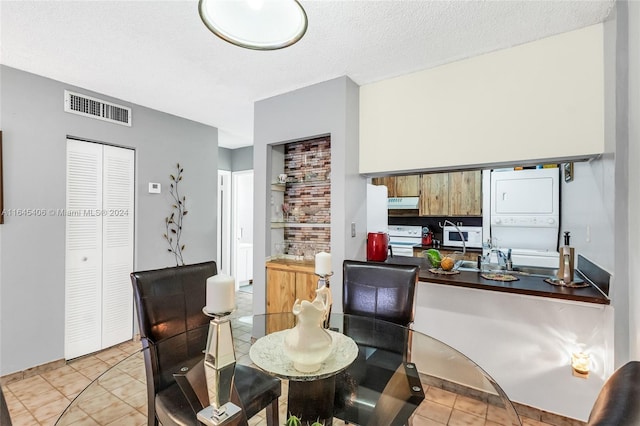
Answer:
top-left (588, 361), bottom-right (640, 425)
top-left (131, 261), bottom-right (281, 426)
top-left (343, 260), bottom-right (419, 326)
top-left (335, 261), bottom-right (424, 426)
top-left (131, 261), bottom-right (217, 425)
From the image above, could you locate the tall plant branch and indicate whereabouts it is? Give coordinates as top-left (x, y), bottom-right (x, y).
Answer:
top-left (163, 163), bottom-right (188, 266)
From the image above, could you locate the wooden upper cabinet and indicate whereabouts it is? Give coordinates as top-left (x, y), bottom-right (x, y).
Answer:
top-left (371, 175), bottom-right (420, 197)
top-left (420, 173), bottom-right (449, 215)
top-left (448, 171), bottom-right (482, 216)
top-left (394, 175), bottom-right (420, 197)
top-left (374, 171), bottom-right (481, 216)
top-left (420, 170), bottom-right (482, 216)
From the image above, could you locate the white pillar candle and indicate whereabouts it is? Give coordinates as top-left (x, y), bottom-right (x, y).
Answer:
top-left (205, 274), bottom-right (236, 314)
top-left (315, 251), bottom-right (332, 276)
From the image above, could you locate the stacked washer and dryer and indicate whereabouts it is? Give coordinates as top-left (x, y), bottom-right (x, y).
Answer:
top-left (485, 167), bottom-right (561, 268)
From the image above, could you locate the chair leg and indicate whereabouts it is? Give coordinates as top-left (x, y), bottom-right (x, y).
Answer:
top-left (265, 399), bottom-right (279, 426)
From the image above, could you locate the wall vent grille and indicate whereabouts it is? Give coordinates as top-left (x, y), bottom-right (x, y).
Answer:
top-left (64, 90), bottom-right (132, 126)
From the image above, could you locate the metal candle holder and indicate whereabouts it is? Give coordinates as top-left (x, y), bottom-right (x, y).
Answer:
top-left (315, 272), bottom-right (333, 329)
top-left (198, 308), bottom-right (241, 425)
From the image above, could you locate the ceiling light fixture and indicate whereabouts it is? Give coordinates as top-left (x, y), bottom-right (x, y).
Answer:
top-left (198, 0), bottom-right (308, 50)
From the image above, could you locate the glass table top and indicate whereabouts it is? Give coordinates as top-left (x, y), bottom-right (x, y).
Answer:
top-left (56, 313), bottom-right (522, 426)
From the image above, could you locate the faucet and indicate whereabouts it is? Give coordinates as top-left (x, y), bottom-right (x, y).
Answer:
top-left (441, 220), bottom-right (466, 263)
top-left (492, 248), bottom-right (513, 270)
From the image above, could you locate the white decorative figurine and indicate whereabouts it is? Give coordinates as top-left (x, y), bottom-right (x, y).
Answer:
top-left (283, 288), bottom-right (333, 373)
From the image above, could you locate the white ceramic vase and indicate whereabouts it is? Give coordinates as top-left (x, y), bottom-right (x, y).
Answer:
top-left (283, 297), bottom-right (333, 373)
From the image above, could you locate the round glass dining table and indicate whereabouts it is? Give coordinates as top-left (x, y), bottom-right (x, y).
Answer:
top-left (56, 313), bottom-right (522, 426)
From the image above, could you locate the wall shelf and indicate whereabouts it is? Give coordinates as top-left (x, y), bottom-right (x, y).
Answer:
top-left (271, 222), bottom-right (331, 229)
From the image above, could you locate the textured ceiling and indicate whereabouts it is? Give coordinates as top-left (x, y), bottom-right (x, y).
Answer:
top-left (0, 0), bottom-right (614, 148)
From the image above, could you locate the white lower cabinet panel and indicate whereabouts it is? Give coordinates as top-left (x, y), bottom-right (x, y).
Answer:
top-left (413, 282), bottom-right (613, 422)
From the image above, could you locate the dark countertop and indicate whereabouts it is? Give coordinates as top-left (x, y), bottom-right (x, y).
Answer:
top-left (413, 245), bottom-right (482, 253)
top-left (384, 256), bottom-right (610, 305)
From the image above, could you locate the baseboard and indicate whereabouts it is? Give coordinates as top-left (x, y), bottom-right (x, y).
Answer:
top-left (1, 335), bottom-right (141, 387)
top-left (0, 358), bottom-right (66, 386)
top-left (419, 372), bottom-right (586, 426)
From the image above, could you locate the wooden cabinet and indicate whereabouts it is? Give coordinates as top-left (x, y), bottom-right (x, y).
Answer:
top-left (420, 171), bottom-right (481, 216)
top-left (448, 171), bottom-right (482, 216)
top-left (266, 260), bottom-right (317, 313)
top-left (420, 173), bottom-right (448, 215)
top-left (266, 260), bottom-right (318, 332)
top-left (371, 175), bottom-right (420, 197)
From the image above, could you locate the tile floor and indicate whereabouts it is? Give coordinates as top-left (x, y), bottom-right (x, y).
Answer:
top-left (2, 289), bottom-right (562, 426)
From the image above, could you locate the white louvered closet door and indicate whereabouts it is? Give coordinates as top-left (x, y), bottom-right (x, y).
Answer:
top-left (65, 140), bottom-right (134, 359)
top-left (101, 145), bottom-right (134, 348)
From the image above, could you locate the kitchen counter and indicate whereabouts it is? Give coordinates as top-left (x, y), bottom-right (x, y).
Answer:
top-left (384, 256), bottom-right (610, 305)
top-left (413, 245), bottom-right (482, 253)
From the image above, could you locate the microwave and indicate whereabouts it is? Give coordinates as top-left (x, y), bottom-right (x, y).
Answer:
top-left (443, 226), bottom-right (483, 249)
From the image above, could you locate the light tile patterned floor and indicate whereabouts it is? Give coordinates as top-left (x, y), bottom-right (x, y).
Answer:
top-left (2, 289), bottom-right (560, 426)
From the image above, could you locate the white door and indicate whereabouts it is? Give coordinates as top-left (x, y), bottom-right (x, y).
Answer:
top-left (101, 145), bottom-right (135, 348)
top-left (65, 139), bottom-right (134, 359)
top-left (233, 171), bottom-right (253, 288)
top-left (217, 170), bottom-right (232, 275)
top-left (65, 141), bottom-right (103, 358)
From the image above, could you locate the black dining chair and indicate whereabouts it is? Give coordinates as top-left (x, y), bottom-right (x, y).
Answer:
top-left (334, 260), bottom-right (424, 426)
top-left (587, 361), bottom-right (640, 425)
top-left (131, 261), bottom-right (281, 426)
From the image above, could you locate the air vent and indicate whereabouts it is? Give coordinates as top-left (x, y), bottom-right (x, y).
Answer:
top-left (64, 90), bottom-right (131, 126)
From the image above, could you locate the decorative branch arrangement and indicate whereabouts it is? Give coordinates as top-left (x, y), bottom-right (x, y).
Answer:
top-left (164, 163), bottom-right (188, 266)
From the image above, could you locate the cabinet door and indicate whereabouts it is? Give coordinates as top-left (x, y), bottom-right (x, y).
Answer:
top-left (420, 173), bottom-right (449, 216)
top-left (296, 272), bottom-right (318, 303)
top-left (266, 269), bottom-right (296, 313)
top-left (448, 171), bottom-right (482, 216)
top-left (395, 175), bottom-right (420, 196)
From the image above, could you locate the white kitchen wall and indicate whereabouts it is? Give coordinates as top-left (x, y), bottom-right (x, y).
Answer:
top-left (360, 24), bottom-right (605, 175)
top-left (414, 283), bottom-right (613, 421)
top-left (560, 160), bottom-right (614, 274)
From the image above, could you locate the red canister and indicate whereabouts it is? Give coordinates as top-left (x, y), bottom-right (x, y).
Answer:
top-left (367, 232), bottom-right (390, 262)
top-left (422, 227), bottom-right (433, 246)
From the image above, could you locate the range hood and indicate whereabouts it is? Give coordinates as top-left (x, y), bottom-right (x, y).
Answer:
top-left (388, 197), bottom-right (419, 210)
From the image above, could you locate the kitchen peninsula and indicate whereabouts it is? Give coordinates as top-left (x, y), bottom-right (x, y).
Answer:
top-left (385, 256), bottom-right (609, 305)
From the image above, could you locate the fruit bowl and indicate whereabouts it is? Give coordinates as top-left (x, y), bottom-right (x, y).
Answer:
top-left (435, 252), bottom-right (464, 272)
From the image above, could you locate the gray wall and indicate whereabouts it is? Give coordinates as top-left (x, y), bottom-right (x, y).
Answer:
top-left (218, 146), bottom-right (253, 172)
top-left (231, 146), bottom-right (253, 171)
top-left (0, 66), bottom-right (218, 375)
top-left (253, 76), bottom-right (364, 315)
top-left (218, 147), bottom-right (232, 171)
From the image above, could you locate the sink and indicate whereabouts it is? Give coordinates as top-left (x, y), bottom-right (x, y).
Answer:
top-left (455, 260), bottom-right (557, 278)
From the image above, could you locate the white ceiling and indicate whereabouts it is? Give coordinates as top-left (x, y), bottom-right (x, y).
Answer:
top-left (1, 0), bottom-right (614, 149)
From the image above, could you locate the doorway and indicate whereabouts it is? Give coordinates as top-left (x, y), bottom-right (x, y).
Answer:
top-left (233, 170), bottom-right (253, 290)
top-left (217, 170), bottom-right (232, 275)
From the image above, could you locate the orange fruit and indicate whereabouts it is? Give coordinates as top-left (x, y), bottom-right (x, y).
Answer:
top-left (440, 257), bottom-right (454, 271)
